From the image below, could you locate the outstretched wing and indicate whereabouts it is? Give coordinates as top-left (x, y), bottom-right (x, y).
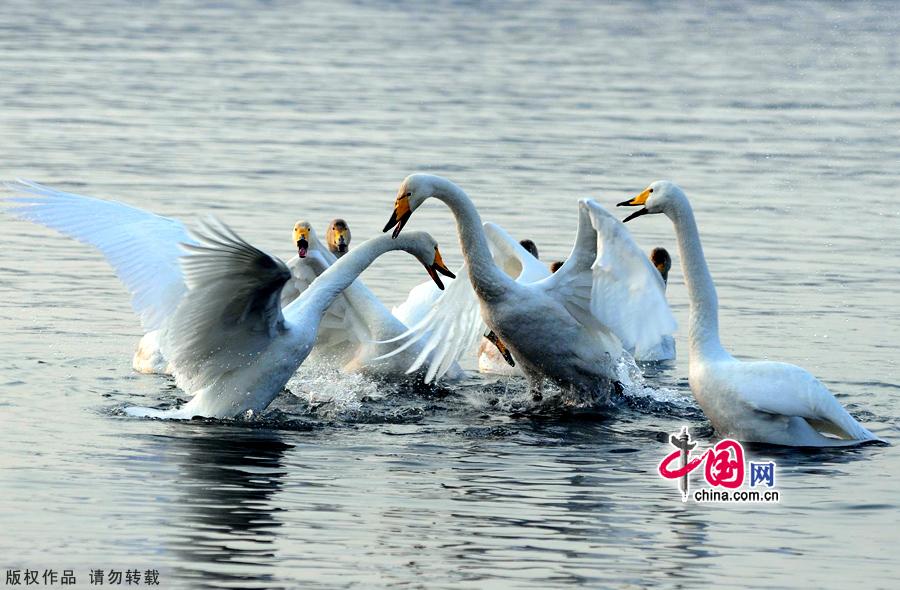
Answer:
top-left (162, 220), bottom-right (291, 394)
top-left (3, 180), bottom-right (191, 331)
top-left (380, 263), bottom-right (484, 383)
top-left (539, 199), bottom-right (676, 352)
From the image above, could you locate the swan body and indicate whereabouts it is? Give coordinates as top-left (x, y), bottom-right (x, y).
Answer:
top-left (619, 181), bottom-right (879, 446)
top-left (381, 174), bottom-right (676, 400)
top-left (475, 230), bottom-right (550, 376)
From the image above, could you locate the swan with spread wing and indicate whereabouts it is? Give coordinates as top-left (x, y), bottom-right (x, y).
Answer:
top-left (380, 174), bottom-right (676, 400)
top-left (7, 181), bottom-right (453, 414)
top-left (4, 182), bottom-right (459, 382)
top-left (3, 181), bottom-right (353, 375)
top-left (4, 180), bottom-right (195, 374)
top-left (141, 222), bottom-right (451, 419)
top-left (618, 181), bottom-right (879, 446)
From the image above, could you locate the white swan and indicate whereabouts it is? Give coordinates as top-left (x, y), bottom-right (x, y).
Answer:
top-left (380, 174), bottom-right (676, 400)
top-left (134, 223), bottom-right (453, 419)
top-left (618, 181), bottom-right (879, 446)
top-left (281, 221), bottom-right (332, 306)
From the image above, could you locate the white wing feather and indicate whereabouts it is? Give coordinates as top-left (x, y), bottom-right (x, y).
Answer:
top-left (482, 222), bottom-right (550, 283)
top-left (735, 362), bottom-right (877, 440)
top-left (585, 200), bottom-right (676, 352)
top-left (162, 220), bottom-right (291, 394)
top-left (539, 199), bottom-right (676, 352)
top-left (3, 180), bottom-right (191, 331)
top-left (393, 263), bottom-right (485, 382)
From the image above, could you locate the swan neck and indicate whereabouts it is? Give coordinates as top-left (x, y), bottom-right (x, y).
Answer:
top-left (667, 198), bottom-right (727, 361)
top-left (432, 180), bottom-right (513, 300)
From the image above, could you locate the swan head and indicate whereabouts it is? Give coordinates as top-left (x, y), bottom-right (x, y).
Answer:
top-left (326, 218), bottom-right (351, 257)
top-left (519, 239), bottom-right (539, 260)
top-left (617, 180), bottom-right (685, 222)
top-left (383, 173), bottom-right (446, 238)
top-left (650, 247), bottom-right (671, 284)
top-left (396, 231), bottom-right (456, 290)
top-left (292, 220), bottom-right (314, 258)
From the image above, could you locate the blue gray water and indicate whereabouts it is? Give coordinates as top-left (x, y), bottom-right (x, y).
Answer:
top-left (1, 1), bottom-right (898, 588)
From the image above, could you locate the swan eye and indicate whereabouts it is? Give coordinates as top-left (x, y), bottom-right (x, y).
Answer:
top-left (405, 192), bottom-right (412, 198)
top-left (649, 188), bottom-right (654, 193)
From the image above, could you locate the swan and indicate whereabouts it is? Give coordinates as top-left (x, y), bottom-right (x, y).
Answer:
top-left (380, 174), bottom-right (676, 400)
top-left (281, 219), bottom-right (358, 306)
top-left (618, 181), bottom-right (879, 446)
top-left (133, 222), bottom-right (453, 419)
top-left (3, 181), bottom-right (462, 384)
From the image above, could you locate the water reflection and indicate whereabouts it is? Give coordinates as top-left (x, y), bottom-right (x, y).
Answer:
top-left (164, 427), bottom-right (291, 589)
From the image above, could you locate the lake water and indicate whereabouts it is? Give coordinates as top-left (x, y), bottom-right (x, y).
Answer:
top-left (1, 1), bottom-right (898, 588)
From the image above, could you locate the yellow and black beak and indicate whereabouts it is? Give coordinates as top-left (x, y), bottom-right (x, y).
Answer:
top-left (423, 247), bottom-right (456, 290)
top-left (335, 229), bottom-right (349, 253)
top-left (383, 196), bottom-right (412, 239)
top-left (484, 329), bottom-right (515, 367)
top-left (293, 227), bottom-right (311, 257)
top-left (617, 188), bottom-right (651, 223)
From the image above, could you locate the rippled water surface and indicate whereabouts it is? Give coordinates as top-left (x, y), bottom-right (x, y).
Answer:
top-left (1, 1), bottom-right (899, 588)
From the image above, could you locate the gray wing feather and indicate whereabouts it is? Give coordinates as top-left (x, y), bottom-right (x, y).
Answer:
top-left (163, 220), bottom-right (291, 393)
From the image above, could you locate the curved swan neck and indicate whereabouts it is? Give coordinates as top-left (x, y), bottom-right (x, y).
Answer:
top-left (290, 235), bottom-right (400, 321)
top-left (665, 195), bottom-right (728, 361)
top-left (428, 178), bottom-right (514, 300)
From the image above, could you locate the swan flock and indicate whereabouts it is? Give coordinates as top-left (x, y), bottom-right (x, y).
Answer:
top-left (3, 176), bottom-right (881, 447)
